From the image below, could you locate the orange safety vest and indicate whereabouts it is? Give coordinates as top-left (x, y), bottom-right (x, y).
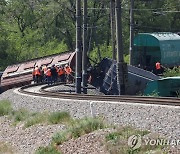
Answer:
top-left (58, 68), bottom-right (64, 76)
top-left (35, 67), bottom-right (41, 75)
top-left (32, 69), bottom-right (35, 76)
top-left (46, 69), bottom-right (51, 77)
top-left (156, 62), bottom-right (161, 70)
top-left (65, 66), bottom-right (72, 75)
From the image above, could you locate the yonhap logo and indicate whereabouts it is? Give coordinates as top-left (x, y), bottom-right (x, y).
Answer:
top-left (128, 134), bottom-right (142, 150)
top-left (128, 134), bottom-right (180, 150)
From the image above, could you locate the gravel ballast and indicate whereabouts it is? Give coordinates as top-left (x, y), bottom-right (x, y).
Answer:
top-left (0, 87), bottom-right (180, 153)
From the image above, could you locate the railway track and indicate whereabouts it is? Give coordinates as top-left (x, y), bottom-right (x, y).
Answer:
top-left (18, 83), bottom-right (180, 107)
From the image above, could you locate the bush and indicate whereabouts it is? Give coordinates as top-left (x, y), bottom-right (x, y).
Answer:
top-left (48, 112), bottom-right (71, 124)
top-left (0, 100), bottom-right (12, 116)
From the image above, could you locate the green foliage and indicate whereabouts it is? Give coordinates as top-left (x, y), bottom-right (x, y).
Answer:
top-left (106, 126), bottom-right (149, 142)
top-left (163, 67), bottom-right (180, 77)
top-left (24, 112), bottom-right (48, 128)
top-left (69, 117), bottom-right (105, 138)
top-left (0, 100), bottom-right (12, 116)
top-left (23, 111), bottom-right (72, 128)
top-left (48, 111), bottom-right (71, 124)
top-left (105, 132), bottom-right (121, 142)
top-left (52, 117), bottom-right (106, 145)
top-left (89, 44), bottom-right (113, 64)
top-left (124, 54), bottom-right (130, 64)
top-left (52, 131), bottom-right (69, 145)
top-left (10, 109), bottom-right (30, 123)
top-left (0, 0), bottom-right (180, 71)
top-left (105, 127), bottom-right (167, 154)
top-left (36, 146), bottom-right (61, 154)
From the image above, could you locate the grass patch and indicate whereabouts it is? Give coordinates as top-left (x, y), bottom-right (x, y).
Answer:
top-left (48, 111), bottom-right (71, 124)
top-left (105, 126), bottom-right (168, 154)
top-left (35, 146), bottom-right (61, 154)
top-left (24, 111), bottom-right (71, 128)
top-left (0, 100), bottom-right (12, 116)
top-left (24, 112), bottom-right (48, 128)
top-left (10, 108), bottom-right (30, 124)
top-left (52, 117), bottom-right (106, 145)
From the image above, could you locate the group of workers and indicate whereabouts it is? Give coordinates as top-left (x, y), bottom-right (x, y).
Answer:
top-left (32, 64), bottom-right (73, 85)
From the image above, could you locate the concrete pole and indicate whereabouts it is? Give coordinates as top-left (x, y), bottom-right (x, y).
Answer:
top-left (110, 0), bottom-right (116, 60)
top-left (129, 0), bottom-right (134, 65)
top-left (115, 0), bottom-right (125, 95)
top-left (75, 0), bottom-right (82, 94)
top-left (82, 0), bottom-right (88, 94)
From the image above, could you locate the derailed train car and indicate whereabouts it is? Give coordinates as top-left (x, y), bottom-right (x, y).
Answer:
top-left (0, 51), bottom-right (75, 91)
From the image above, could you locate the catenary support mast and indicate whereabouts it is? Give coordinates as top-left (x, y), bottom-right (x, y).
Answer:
top-left (129, 0), bottom-right (134, 65)
top-left (115, 0), bottom-right (126, 95)
top-left (75, 0), bottom-right (82, 93)
top-left (110, 0), bottom-right (116, 60)
top-left (82, 0), bottom-right (88, 94)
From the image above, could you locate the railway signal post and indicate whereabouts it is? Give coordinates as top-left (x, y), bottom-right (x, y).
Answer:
top-left (75, 0), bottom-right (82, 94)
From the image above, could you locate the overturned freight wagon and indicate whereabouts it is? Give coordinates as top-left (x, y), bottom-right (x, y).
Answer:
top-left (0, 52), bottom-right (75, 91)
top-left (144, 77), bottom-right (180, 97)
top-left (132, 32), bottom-right (180, 70)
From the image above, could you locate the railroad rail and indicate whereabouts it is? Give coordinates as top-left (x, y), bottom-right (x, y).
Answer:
top-left (18, 83), bottom-right (180, 107)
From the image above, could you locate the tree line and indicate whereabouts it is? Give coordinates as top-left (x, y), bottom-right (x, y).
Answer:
top-left (0, 0), bottom-right (179, 70)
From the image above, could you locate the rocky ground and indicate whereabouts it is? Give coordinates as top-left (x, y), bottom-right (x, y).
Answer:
top-left (58, 130), bottom-right (111, 154)
top-left (0, 116), bottom-right (65, 154)
top-left (0, 116), bottom-right (111, 154)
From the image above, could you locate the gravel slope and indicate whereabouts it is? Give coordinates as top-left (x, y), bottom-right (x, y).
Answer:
top-left (58, 129), bottom-right (112, 154)
top-left (0, 116), bottom-right (65, 154)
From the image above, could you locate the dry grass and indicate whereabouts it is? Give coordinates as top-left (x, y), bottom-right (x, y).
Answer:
top-left (0, 142), bottom-right (15, 154)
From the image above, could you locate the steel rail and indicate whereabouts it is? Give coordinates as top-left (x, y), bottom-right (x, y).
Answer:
top-left (19, 84), bottom-right (180, 106)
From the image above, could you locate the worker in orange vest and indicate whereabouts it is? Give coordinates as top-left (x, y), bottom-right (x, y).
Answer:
top-left (155, 62), bottom-right (161, 75)
top-left (45, 67), bottom-right (52, 85)
top-left (58, 66), bottom-right (65, 82)
top-left (64, 64), bottom-right (72, 83)
top-left (34, 66), bottom-right (41, 83)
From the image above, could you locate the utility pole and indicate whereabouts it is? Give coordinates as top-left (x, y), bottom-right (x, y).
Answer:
top-left (129, 0), bottom-right (134, 65)
top-left (115, 0), bottom-right (126, 95)
top-left (110, 0), bottom-right (116, 60)
top-left (75, 0), bottom-right (82, 94)
top-left (82, 0), bottom-right (88, 94)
